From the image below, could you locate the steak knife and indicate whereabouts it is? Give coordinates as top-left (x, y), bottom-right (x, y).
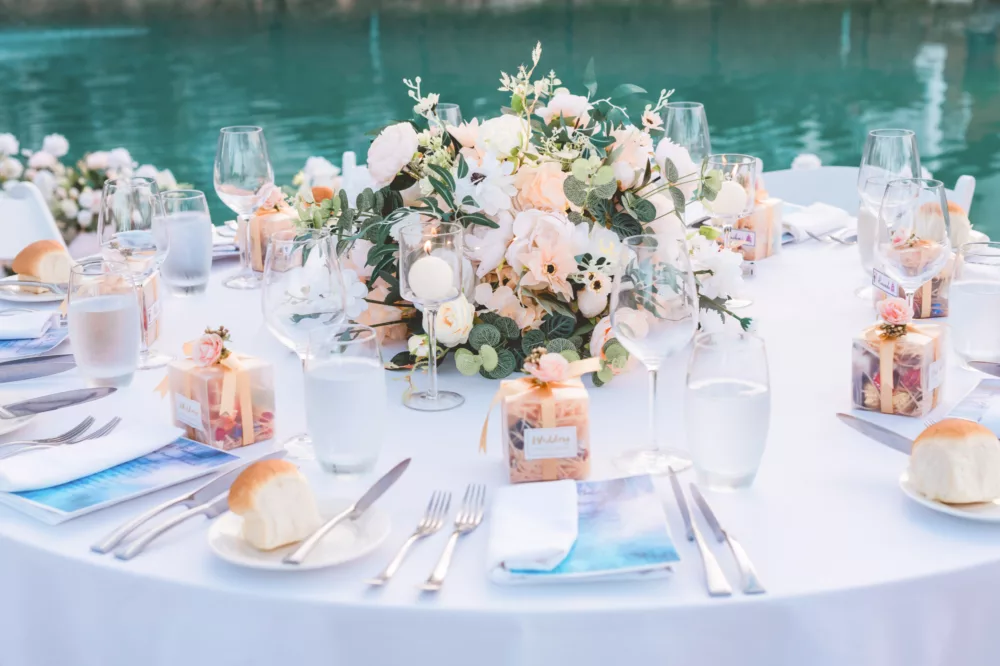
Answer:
top-left (0, 354), bottom-right (75, 383)
top-left (689, 484), bottom-right (765, 595)
top-left (836, 413), bottom-right (913, 454)
top-left (969, 361), bottom-right (1000, 378)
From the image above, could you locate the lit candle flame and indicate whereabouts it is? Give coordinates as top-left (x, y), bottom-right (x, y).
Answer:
top-left (423, 240), bottom-right (432, 254)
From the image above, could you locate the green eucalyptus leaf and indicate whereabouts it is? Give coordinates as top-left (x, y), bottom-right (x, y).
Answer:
top-left (461, 213), bottom-right (500, 228)
top-left (670, 187), bottom-right (686, 217)
top-left (479, 312), bottom-right (520, 340)
top-left (480, 348), bottom-right (517, 380)
top-left (567, 211), bottom-right (588, 225)
top-left (468, 323), bottom-right (502, 351)
top-left (663, 158), bottom-right (680, 183)
top-left (426, 163), bottom-right (456, 191)
top-left (571, 159), bottom-right (592, 181)
top-left (358, 188), bottom-right (376, 212)
top-left (593, 165), bottom-right (616, 186)
top-left (521, 329), bottom-right (546, 355)
top-left (454, 348), bottom-right (482, 376)
top-left (559, 349), bottom-right (581, 363)
top-left (633, 197), bottom-right (656, 223)
top-left (596, 365), bottom-right (614, 383)
top-left (583, 57), bottom-right (597, 98)
top-left (545, 337), bottom-right (576, 353)
top-left (591, 179), bottom-right (618, 201)
top-left (563, 176), bottom-right (588, 207)
top-left (602, 339), bottom-right (629, 369)
top-left (609, 83), bottom-right (647, 99)
top-left (479, 344), bottom-right (499, 372)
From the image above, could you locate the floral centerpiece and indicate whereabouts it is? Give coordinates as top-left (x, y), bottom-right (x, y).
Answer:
top-left (288, 43), bottom-right (750, 384)
top-left (0, 133), bottom-right (182, 242)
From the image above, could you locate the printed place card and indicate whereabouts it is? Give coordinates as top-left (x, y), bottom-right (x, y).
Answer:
top-left (174, 393), bottom-right (203, 430)
top-left (872, 268), bottom-right (899, 297)
top-left (523, 426), bottom-right (578, 460)
top-left (729, 229), bottom-right (756, 247)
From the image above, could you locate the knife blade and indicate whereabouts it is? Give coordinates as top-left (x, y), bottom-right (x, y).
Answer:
top-left (969, 361), bottom-right (1000, 378)
top-left (666, 468), bottom-right (732, 597)
top-left (0, 354), bottom-right (76, 383)
top-left (0, 386), bottom-right (116, 418)
top-left (689, 484), bottom-right (766, 595)
top-left (836, 413), bottom-right (913, 454)
top-left (93, 450), bottom-right (288, 554)
top-left (689, 484), bottom-right (726, 543)
top-left (284, 457), bottom-right (411, 565)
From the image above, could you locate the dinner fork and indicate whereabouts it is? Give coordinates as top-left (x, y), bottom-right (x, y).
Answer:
top-left (420, 484), bottom-right (486, 592)
top-left (0, 417), bottom-right (95, 454)
top-left (368, 490), bottom-right (451, 586)
top-left (805, 227), bottom-right (846, 243)
top-left (0, 417), bottom-right (122, 459)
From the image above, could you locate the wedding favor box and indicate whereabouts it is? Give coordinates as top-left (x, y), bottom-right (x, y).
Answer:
top-left (167, 355), bottom-right (276, 450)
top-left (733, 188), bottom-right (783, 261)
top-left (851, 323), bottom-right (945, 417)
top-left (500, 376), bottom-right (591, 484)
top-left (248, 211), bottom-right (296, 273)
top-left (137, 271), bottom-right (161, 347)
top-left (872, 256), bottom-right (955, 319)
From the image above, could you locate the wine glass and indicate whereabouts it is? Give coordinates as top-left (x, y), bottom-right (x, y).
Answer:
top-left (97, 176), bottom-right (171, 370)
top-left (610, 231), bottom-right (699, 475)
top-left (663, 101), bottom-right (711, 165)
top-left (951, 242), bottom-right (1000, 365)
top-left (398, 219), bottom-right (464, 412)
top-left (701, 153), bottom-right (757, 308)
top-left (435, 103), bottom-right (462, 128)
top-left (874, 178), bottom-right (951, 315)
top-left (156, 190), bottom-right (213, 295)
top-left (214, 126), bottom-right (274, 290)
top-left (856, 129), bottom-right (920, 298)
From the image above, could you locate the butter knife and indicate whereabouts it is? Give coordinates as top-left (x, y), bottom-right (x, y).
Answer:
top-left (0, 354), bottom-right (75, 383)
top-left (0, 387), bottom-right (115, 419)
top-left (666, 468), bottom-right (732, 597)
top-left (689, 484), bottom-right (765, 595)
top-left (93, 450), bottom-right (287, 554)
top-left (284, 458), bottom-right (411, 565)
top-left (969, 361), bottom-right (1000, 378)
top-left (836, 413), bottom-right (913, 454)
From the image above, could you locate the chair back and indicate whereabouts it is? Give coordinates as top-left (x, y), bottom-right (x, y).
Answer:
top-left (0, 181), bottom-right (66, 260)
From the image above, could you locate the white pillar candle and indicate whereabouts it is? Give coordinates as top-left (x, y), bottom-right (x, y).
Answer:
top-left (708, 180), bottom-right (749, 217)
top-left (408, 254), bottom-right (455, 302)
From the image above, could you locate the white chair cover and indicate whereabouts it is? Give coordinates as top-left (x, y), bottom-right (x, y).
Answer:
top-left (0, 181), bottom-right (65, 260)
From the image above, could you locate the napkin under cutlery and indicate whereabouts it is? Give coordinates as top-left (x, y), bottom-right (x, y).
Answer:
top-left (783, 202), bottom-right (856, 243)
top-left (0, 311), bottom-right (55, 340)
top-left (0, 422), bottom-right (182, 492)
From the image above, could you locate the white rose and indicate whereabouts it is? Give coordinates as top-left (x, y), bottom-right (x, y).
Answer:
top-left (60, 199), bottom-right (79, 218)
top-left (86, 151), bottom-right (110, 170)
top-left (655, 138), bottom-right (699, 200)
top-left (77, 187), bottom-right (98, 210)
top-left (609, 127), bottom-right (653, 189)
top-left (0, 157), bottom-right (23, 180)
top-left (27, 151), bottom-right (57, 170)
top-left (30, 169), bottom-right (56, 200)
top-left (0, 133), bottom-right (18, 156)
top-left (76, 209), bottom-right (94, 228)
top-left (423, 294), bottom-right (474, 347)
top-left (408, 334), bottom-right (431, 359)
top-left (108, 148), bottom-right (134, 171)
top-left (41, 133), bottom-right (69, 158)
top-left (535, 91), bottom-right (592, 125)
top-left (475, 115), bottom-right (529, 156)
top-left (367, 122), bottom-right (419, 190)
top-left (135, 164), bottom-right (159, 180)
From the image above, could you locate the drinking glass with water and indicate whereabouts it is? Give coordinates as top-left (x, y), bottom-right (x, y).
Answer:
top-left (157, 190), bottom-right (214, 295)
top-left (952, 242), bottom-right (1000, 364)
top-left (685, 332), bottom-right (771, 491)
top-left (304, 325), bottom-right (386, 474)
top-left (67, 261), bottom-right (141, 387)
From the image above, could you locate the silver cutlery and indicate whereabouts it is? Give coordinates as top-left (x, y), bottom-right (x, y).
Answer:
top-left (689, 484), bottom-right (765, 595)
top-left (0, 417), bottom-right (122, 459)
top-left (0, 387), bottom-right (116, 420)
top-left (0, 280), bottom-right (68, 295)
top-left (805, 227), bottom-right (847, 244)
top-left (923, 416), bottom-right (941, 429)
top-left (836, 413), bottom-right (913, 454)
top-left (94, 450), bottom-right (287, 555)
top-left (666, 468), bottom-right (732, 597)
top-left (368, 490), bottom-right (451, 586)
top-left (969, 361), bottom-right (1000, 378)
top-left (0, 417), bottom-right (95, 453)
top-left (284, 458), bottom-right (411, 565)
top-left (0, 354), bottom-right (76, 383)
top-left (421, 483), bottom-right (486, 592)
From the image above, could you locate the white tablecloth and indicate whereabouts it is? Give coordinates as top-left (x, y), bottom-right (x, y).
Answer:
top-left (2, 167), bottom-right (999, 666)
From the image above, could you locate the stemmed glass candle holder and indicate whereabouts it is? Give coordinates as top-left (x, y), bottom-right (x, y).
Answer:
top-left (156, 190), bottom-right (213, 295)
top-left (856, 129), bottom-right (921, 298)
top-left (97, 176), bottom-right (171, 370)
top-left (663, 101), bottom-right (712, 166)
top-left (701, 154), bottom-right (757, 308)
top-left (399, 220), bottom-right (464, 412)
top-left (610, 231), bottom-right (699, 475)
top-left (874, 178), bottom-right (951, 314)
top-left (214, 126), bottom-right (275, 290)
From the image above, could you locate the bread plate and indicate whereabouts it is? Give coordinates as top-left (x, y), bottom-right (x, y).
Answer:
top-left (0, 276), bottom-right (65, 303)
top-left (207, 497), bottom-right (391, 571)
top-left (899, 472), bottom-right (1000, 522)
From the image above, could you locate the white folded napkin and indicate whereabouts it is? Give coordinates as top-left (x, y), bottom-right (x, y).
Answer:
top-left (487, 480), bottom-right (578, 582)
top-left (783, 202), bottom-right (856, 243)
top-left (0, 422), bottom-right (183, 493)
top-left (0, 310), bottom-right (55, 340)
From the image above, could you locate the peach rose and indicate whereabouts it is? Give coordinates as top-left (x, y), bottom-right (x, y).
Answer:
top-left (877, 297), bottom-right (913, 326)
top-left (515, 161), bottom-right (569, 212)
top-left (525, 352), bottom-right (570, 383)
top-left (194, 333), bottom-right (224, 367)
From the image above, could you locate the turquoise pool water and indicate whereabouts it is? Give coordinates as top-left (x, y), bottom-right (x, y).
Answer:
top-left (1, 2), bottom-right (998, 236)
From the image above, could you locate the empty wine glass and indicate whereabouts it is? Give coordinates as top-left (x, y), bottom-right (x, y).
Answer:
top-left (156, 190), bottom-right (213, 295)
top-left (951, 242), bottom-right (1000, 365)
top-left (701, 154), bottom-right (757, 308)
top-left (398, 219), bottom-right (464, 412)
top-left (435, 103), bottom-right (463, 128)
top-left (874, 178), bottom-right (951, 314)
top-left (214, 126), bottom-right (274, 290)
top-left (610, 230), bottom-right (699, 475)
top-left (97, 176), bottom-right (171, 370)
top-left (857, 129), bottom-right (920, 298)
top-left (663, 101), bottom-right (711, 165)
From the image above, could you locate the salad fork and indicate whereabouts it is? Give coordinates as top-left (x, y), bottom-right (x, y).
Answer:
top-left (0, 417), bottom-right (121, 459)
top-left (368, 490), bottom-right (451, 586)
top-left (805, 227), bottom-right (846, 244)
top-left (420, 484), bottom-right (485, 592)
top-left (0, 417), bottom-right (95, 455)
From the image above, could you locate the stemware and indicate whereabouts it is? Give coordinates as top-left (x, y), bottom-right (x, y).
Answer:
top-left (700, 154), bottom-right (757, 308)
top-left (97, 176), bottom-right (171, 370)
top-left (856, 129), bottom-right (920, 298)
top-left (156, 190), bottom-right (213, 295)
top-left (398, 220), bottom-right (464, 412)
top-left (435, 103), bottom-right (462, 128)
top-left (304, 325), bottom-right (386, 474)
top-left (214, 126), bottom-right (275, 290)
top-left (663, 101), bottom-right (712, 165)
top-left (66, 260), bottom-right (140, 387)
top-left (874, 178), bottom-right (951, 315)
top-left (951, 242), bottom-right (1000, 365)
top-left (686, 332), bottom-right (771, 490)
top-left (610, 231), bottom-right (699, 475)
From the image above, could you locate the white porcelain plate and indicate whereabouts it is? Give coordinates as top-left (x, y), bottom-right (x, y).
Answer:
top-left (0, 413), bottom-right (36, 438)
top-left (207, 498), bottom-right (391, 571)
top-left (0, 276), bottom-right (64, 303)
top-left (899, 472), bottom-right (1000, 523)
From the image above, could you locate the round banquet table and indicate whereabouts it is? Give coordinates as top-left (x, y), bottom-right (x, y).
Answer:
top-left (2, 166), bottom-right (999, 666)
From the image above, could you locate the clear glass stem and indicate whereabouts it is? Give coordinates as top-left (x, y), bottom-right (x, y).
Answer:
top-left (426, 307), bottom-right (439, 400)
top-left (238, 213), bottom-right (252, 273)
top-left (136, 281), bottom-right (150, 358)
top-left (647, 366), bottom-right (659, 452)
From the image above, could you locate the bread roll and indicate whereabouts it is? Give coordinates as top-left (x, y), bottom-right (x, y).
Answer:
top-left (228, 459), bottom-right (323, 550)
top-left (909, 419), bottom-right (1000, 504)
top-left (12, 240), bottom-right (73, 288)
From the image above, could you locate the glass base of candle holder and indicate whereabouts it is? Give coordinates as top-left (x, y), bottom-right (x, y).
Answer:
top-left (223, 270), bottom-right (261, 290)
top-left (137, 349), bottom-right (173, 370)
top-left (694, 468), bottom-right (757, 492)
top-left (404, 390), bottom-right (465, 412)
top-left (614, 448), bottom-right (692, 475)
top-left (282, 433), bottom-right (314, 461)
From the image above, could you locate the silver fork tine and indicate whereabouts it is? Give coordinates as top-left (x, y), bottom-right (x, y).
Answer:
top-left (0, 417), bottom-right (95, 453)
top-left (421, 484), bottom-right (487, 592)
top-left (368, 489), bottom-right (451, 587)
top-left (72, 416), bottom-right (121, 443)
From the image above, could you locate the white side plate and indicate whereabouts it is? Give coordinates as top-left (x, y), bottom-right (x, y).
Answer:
top-left (0, 276), bottom-right (64, 303)
top-left (900, 472), bottom-right (1000, 523)
top-left (207, 498), bottom-right (391, 571)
